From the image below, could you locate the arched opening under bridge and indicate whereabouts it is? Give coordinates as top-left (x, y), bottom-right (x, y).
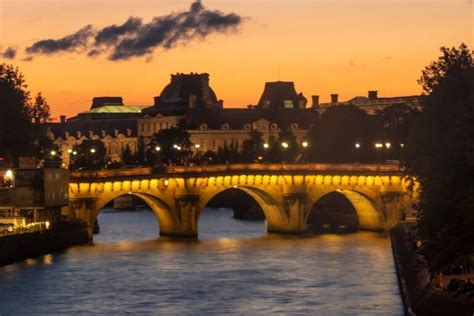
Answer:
top-left (92, 193), bottom-right (171, 242)
top-left (307, 190), bottom-right (383, 233)
top-left (198, 187), bottom-right (280, 239)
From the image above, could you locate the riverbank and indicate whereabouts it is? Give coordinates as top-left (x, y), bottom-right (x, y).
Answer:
top-left (0, 222), bottom-right (89, 266)
top-left (391, 222), bottom-right (474, 315)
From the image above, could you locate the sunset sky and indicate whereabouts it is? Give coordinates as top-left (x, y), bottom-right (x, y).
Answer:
top-left (0, 0), bottom-right (472, 119)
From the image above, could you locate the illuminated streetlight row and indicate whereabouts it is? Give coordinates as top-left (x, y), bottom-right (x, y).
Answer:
top-left (262, 142), bottom-right (309, 149)
top-left (354, 142), bottom-right (405, 149)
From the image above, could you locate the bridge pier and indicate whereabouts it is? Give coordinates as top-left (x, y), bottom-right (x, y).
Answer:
top-left (267, 193), bottom-right (308, 235)
top-left (160, 195), bottom-right (200, 238)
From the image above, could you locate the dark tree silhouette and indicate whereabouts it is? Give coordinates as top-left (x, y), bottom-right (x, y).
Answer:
top-left (240, 130), bottom-right (264, 163)
top-left (0, 64), bottom-right (33, 164)
top-left (406, 43), bottom-right (474, 270)
top-left (215, 142), bottom-right (241, 164)
top-left (148, 127), bottom-right (192, 165)
top-left (30, 92), bottom-right (51, 123)
top-left (121, 144), bottom-right (136, 165)
top-left (306, 105), bottom-right (379, 163)
top-left (70, 139), bottom-right (108, 170)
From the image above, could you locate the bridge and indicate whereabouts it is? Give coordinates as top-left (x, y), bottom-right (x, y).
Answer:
top-left (68, 163), bottom-right (416, 239)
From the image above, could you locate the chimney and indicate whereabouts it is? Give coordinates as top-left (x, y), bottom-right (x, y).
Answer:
top-left (101, 130), bottom-right (106, 137)
top-left (368, 90), bottom-right (378, 100)
top-left (60, 115), bottom-right (66, 123)
top-left (331, 94), bottom-right (339, 104)
top-left (312, 95), bottom-right (320, 108)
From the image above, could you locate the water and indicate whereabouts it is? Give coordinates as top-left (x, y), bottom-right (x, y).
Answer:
top-left (0, 208), bottom-right (403, 315)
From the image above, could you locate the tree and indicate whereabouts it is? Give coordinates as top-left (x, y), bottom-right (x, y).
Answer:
top-left (0, 64), bottom-right (32, 164)
top-left (375, 104), bottom-right (418, 160)
top-left (148, 127), bottom-right (193, 166)
top-left (405, 43), bottom-right (474, 270)
top-left (215, 142), bottom-right (241, 164)
top-left (121, 144), bottom-right (136, 165)
top-left (241, 130), bottom-right (264, 163)
top-left (70, 139), bottom-right (108, 170)
top-left (305, 105), bottom-right (380, 163)
top-left (30, 92), bottom-right (51, 123)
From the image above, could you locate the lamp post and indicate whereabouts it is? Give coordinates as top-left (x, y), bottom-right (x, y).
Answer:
top-left (354, 143), bottom-right (361, 163)
top-left (375, 143), bottom-right (383, 163)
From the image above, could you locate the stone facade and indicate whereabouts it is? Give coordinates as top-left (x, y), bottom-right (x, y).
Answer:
top-left (49, 73), bottom-right (421, 166)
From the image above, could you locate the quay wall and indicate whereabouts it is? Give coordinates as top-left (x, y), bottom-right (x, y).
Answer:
top-left (390, 222), bottom-right (474, 315)
top-left (0, 223), bottom-right (89, 266)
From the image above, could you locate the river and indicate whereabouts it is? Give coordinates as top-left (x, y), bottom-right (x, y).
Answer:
top-left (0, 208), bottom-right (403, 315)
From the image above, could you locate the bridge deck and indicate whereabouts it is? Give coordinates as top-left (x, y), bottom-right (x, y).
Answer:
top-left (70, 163), bottom-right (403, 181)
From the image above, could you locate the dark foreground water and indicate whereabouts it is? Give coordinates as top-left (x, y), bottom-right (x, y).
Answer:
top-left (0, 208), bottom-right (403, 315)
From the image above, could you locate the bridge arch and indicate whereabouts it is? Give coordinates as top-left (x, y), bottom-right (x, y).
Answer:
top-left (199, 186), bottom-right (288, 232)
top-left (307, 190), bottom-right (384, 232)
top-left (89, 192), bottom-right (176, 238)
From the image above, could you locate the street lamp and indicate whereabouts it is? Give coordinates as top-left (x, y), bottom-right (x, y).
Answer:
top-left (302, 141), bottom-right (308, 148)
top-left (375, 143), bottom-right (383, 149)
top-left (90, 148), bottom-right (96, 154)
top-left (281, 142), bottom-right (289, 149)
top-left (355, 143), bottom-right (361, 149)
top-left (385, 142), bottom-right (391, 149)
top-left (50, 150), bottom-right (57, 156)
top-left (155, 146), bottom-right (161, 152)
top-left (194, 144), bottom-right (201, 149)
top-left (72, 151), bottom-right (77, 155)
top-left (67, 149), bottom-right (72, 154)
top-left (263, 143), bottom-right (269, 149)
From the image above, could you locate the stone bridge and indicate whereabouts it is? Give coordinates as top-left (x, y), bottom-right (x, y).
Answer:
top-left (68, 163), bottom-right (416, 239)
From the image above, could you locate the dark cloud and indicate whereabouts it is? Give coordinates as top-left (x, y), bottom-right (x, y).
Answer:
top-left (24, 1), bottom-right (245, 61)
top-left (2, 47), bottom-right (17, 59)
top-left (26, 25), bottom-right (94, 55)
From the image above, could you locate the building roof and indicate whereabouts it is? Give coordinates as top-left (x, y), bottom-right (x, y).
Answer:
top-left (82, 105), bottom-right (143, 114)
top-left (90, 97), bottom-right (124, 109)
top-left (256, 81), bottom-right (307, 109)
top-left (151, 73), bottom-right (222, 111)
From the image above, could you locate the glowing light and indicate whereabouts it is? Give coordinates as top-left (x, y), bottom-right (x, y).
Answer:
top-left (375, 143), bottom-right (383, 149)
top-left (45, 221), bottom-right (50, 229)
top-left (400, 143), bottom-right (405, 148)
top-left (232, 185), bottom-right (237, 188)
top-left (177, 146), bottom-right (182, 151)
top-left (72, 151), bottom-right (77, 155)
top-left (5, 169), bottom-right (13, 179)
top-left (355, 143), bottom-right (361, 149)
top-left (155, 146), bottom-right (161, 152)
top-left (50, 150), bottom-right (57, 156)
top-left (263, 143), bottom-right (269, 149)
top-left (173, 144), bottom-right (178, 149)
top-left (90, 148), bottom-right (96, 153)
top-left (258, 156), bottom-right (263, 160)
top-left (164, 179), bottom-right (169, 186)
top-left (385, 142), bottom-right (391, 149)
top-left (281, 142), bottom-right (289, 148)
top-left (302, 141), bottom-right (308, 148)
top-left (67, 149), bottom-right (72, 154)
top-left (194, 144), bottom-right (201, 149)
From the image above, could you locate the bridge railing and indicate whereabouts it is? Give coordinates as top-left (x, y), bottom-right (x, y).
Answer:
top-left (70, 163), bottom-right (403, 180)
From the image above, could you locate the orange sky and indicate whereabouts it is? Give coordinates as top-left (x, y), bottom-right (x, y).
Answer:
top-left (0, 0), bottom-right (472, 119)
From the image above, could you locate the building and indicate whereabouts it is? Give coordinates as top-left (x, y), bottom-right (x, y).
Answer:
top-left (310, 90), bottom-right (421, 114)
top-left (49, 73), bottom-right (421, 166)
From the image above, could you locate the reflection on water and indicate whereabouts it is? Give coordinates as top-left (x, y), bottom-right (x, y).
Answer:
top-left (0, 208), bottom-right (403, 315)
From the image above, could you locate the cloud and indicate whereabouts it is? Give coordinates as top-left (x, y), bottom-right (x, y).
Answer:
top-left (1, 47), bottom-right (17, 59)
top-left (26, 25), bottom-right (94, 55)
top-left (24, 0), bottom-right (245, 61)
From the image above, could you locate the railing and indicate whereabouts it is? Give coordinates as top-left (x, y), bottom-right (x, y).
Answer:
top-left (0, 221), bottom-right (51, 237)
top-left (71, 163), bottom-right (404, 180)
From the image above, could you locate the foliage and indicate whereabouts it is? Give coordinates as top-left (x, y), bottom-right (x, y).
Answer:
top-left (148, 127), bottom-right (193, 165)
top-left (405, 43), bottom-right (474, 270)
top-left (240, 130), bottom-right (264, 163)
top-left (305, 105), bottom-right (380, 163)
top-left (70, 139), bottom-right (109, 170)
top-left (0, 64), bottom-right (55, 165)
top-left (215, 142), bottom-right (241, 164)
top-left (121, 144), bottom-right (137, 166)
top-left (0, 64), bottom-right (33, 164)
